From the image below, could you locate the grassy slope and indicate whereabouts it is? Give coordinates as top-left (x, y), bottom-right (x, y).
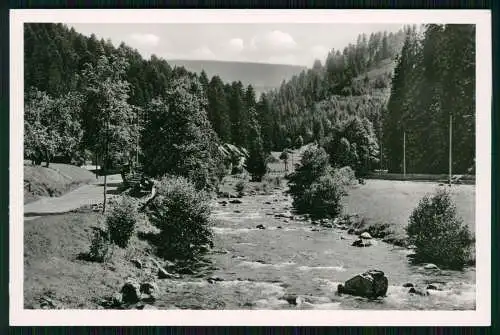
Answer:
top-left (24, 163), bottom-right (96, 203)
top-left (24, 211), bottom-right (158, 309)
top-left (342, 180), bottom-right (476, 245)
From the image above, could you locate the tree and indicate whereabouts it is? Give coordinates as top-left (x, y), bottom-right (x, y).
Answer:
top-left (24, 88), bottom-right (83, 166)
top-left (279, 150), bottom-right (289, 171)
top-left (287, 146), bottom-right (344, 219)
top-left (406, 189), bottom-right (474, 269)
top-left (207, 76), bottom-right (231, 142)
top-left (142, 75), bottom-right (223, 192)
top-left (288, 146), bottom-right (331, 203)
top-left (81, 54), bottom-right (137, 213)
top-left (147, 176), bottom-right (213, 262)
top-left (295, 135), bottom-right (304, 149)
top-left (245, 108), bottom-right (267, 181)
top-left (24, 88), bottom-right (58, 166)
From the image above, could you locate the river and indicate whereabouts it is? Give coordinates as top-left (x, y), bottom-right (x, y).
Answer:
top-left (150, 186), bottom-right (475, 310)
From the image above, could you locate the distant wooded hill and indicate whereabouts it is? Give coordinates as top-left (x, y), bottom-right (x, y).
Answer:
top-left (167, 59), bottom-right (306, 96)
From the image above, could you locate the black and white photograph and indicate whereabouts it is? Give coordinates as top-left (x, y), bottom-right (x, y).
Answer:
top-left (10, 10), bottom-right (491, 326)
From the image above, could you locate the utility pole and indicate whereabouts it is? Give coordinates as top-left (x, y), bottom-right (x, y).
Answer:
top-left (380, 140), bottom-right (383, 173)
top-left (136, 112), bottom-right (139, 168)
top-left (103, 118), bottom-right (109, 214)
top-left (449, 113), bottom-right (452, 186)
top-left (403, 131), bottom-right (406, 178)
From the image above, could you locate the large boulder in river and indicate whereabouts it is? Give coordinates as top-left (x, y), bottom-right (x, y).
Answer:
top-left (337, 270), bottom-right (388, 298)
top-left (351, 238), bottom-right (372, 247)
top-left (360, 232), bottom-right (372, 239)
top-left (121, 280), bottom-right (141, 304)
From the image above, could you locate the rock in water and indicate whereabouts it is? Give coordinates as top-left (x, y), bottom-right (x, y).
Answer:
top-left (360, 232), bottom-right (372, 239)
top-left (338, 270), bottom-right (388, 298)
top-left (408, 287), bottom-right (429, 296)
top-left (351, 238), bottom-right (372, 247)
top-left (140, 282), bottom-right (158, 295)
top-left (121, 280), bottom-right (141, 304)
top-left (423, 263), bottom-right (440, 270)
top-left (256, 224), bottom-right (265, 229)
top-left (426, 284), bottom-right (441, 291)
top-left (402, 283), bottom-right (414, 288)
top-left (229, 199), bottom-right (243, 204)
top-left (281, 294), bottom-right (301, 305)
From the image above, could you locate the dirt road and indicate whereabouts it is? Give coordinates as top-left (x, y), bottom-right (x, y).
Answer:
top-left (24, 174), bottom-right (123, 220)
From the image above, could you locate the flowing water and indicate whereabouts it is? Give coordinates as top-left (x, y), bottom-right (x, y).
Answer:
top-left (152, 189), bottom-right (475, 310)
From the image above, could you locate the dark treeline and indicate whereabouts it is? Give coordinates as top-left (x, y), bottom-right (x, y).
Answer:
top-left (24, 23), bottom-right (475, 179)
top-left (383, 24), bottom-right (475, 174)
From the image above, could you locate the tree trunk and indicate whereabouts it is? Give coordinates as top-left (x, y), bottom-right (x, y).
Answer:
top-left (45, 150), bottom-right (50, 167)
top-left (103, 173), bottom-right (107, 214)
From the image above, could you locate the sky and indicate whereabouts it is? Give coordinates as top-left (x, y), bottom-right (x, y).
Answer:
top-left (69, 23), bottom-right (404, 67)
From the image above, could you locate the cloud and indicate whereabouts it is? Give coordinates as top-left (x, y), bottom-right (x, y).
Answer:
top-left (311, 45), bottom-right (330, 60)
top-left (191, 46), bottom-right (217, 60)
top-left (250, 30), bottom-right (297, 52)
top-left (228, 38), bottom-right (244, 53)
top-left (129, 33), bottom-right (160, 48)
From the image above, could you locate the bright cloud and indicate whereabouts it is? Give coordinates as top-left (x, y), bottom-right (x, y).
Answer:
top-left (250, 30), bottom-right (297, 52)
top-left (311, 45), bottom-right (330, 60)
top-left (191, 46), bottom-right (217, 59)
top-left (228, 38), bottom-right (244, 53)
top-left (129, 33), bottom-right (160, 47)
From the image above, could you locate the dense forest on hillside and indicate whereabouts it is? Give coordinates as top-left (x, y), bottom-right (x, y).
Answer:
top-left (24, 23), bottom-right (475, 179)
top-left (383, 24), bottom-right (475, 174)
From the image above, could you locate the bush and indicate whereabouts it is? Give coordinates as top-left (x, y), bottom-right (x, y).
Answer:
top-left (288, 146), bottom-right (345, 218)
top-left (297, 174), bottom-right (344, 219)
top-left (88, 229), bottom-right (112, 263)
top-left (288, 146), bottom-right (331, 200)
top-left (235, 180), bottom-right (246, 197)
top-left (106, 196), bottom-right (138, 248)
top-left (406, 189), bottom-right (474, 269)
top-left (266, 154), bottom-right (280, 164)
top-left (147, 175), bottom-right (213, 261)
top-left (331, 166), bottom-right (357, 188)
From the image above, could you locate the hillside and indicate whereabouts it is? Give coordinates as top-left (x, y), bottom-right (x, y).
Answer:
top-left (167, 59), bottom-right (306, 95)
top-left (24, 163), bottom-right (96, 204)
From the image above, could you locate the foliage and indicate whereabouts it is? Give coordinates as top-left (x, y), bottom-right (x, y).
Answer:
top-left (24, 88), bottom-right (83, 166)
top-left (288, 146), bottom-right (331, 200)
top-left (141, 76), bottom-right (223, 192)
top-left (235, 180), bottom-right (246, 197)
top-left (279, 150), bottom-right (290, 171)
top-left (295, 135), bottom-right (304, 148)
top-left (406, 189), bottom-right (474, 269)
top-left (88, 228), bottom-right (112, 263)
top-left (321, 116), bottom-right (379, 176)
top-left (331, 166), bottom-right (357, 189)
top-left (81, 54), bottom-right (138, 170)
top-left (301, 174), bottom-right (345, 219)
top-left (106, 196), bottom-right (138, 248)
top-left (383, 24), bottom-right (475, 174)
top-left (147, 175), bottom-right (213, 261)
top-left (245, 109), bottom-right (268, 182)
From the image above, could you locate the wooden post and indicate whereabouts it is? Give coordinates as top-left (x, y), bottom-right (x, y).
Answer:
top-left (449, 114), bottom-right (452, 186)
top-left (103, 119), bottom-right (109, 214)
top-left (403, 131), bottom-right (406, 178)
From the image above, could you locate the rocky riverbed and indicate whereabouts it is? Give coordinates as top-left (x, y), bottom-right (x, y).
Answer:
top-left (108, 187), bottom-right (475, 310)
